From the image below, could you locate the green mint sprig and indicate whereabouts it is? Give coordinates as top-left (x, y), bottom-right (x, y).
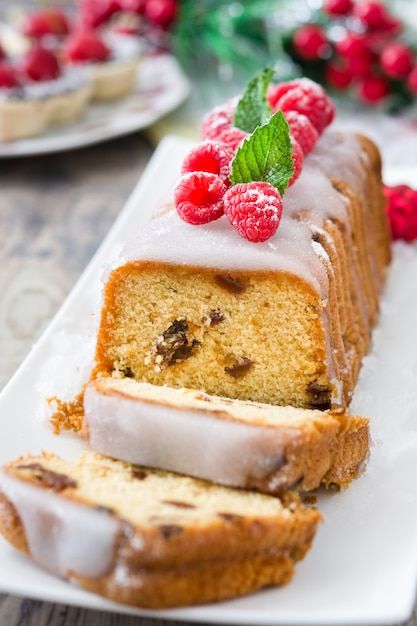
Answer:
top-left (233, 66), bottom-right (274, 134)
top-left (229, 110), bottom-right (294, 196)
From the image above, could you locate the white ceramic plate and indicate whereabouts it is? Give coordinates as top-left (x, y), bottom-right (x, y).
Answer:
top-left (0, 54), bottom-right (190, 157)
top-left (0, 136), bottom-right (417, 625)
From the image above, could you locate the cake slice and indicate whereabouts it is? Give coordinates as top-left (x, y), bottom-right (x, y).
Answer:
top-left (0, 450), bottom-right (321, 608)
top-left (84, 377), bottom-right (370, 493)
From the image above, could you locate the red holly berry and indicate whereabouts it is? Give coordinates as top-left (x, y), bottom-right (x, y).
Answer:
top-left (181, 141), bottom-right (235, 187)
top-left (352, 1), bottom-right (390, 30)
top-left (144, 0), bottom-right (177, 28)
top-left (380, 43), bottom-right (414, 79)
top-left (323, 0), bottom-right (353, 16)
top-left (224, 181), bottom-right (283, 243)
top-left (274, 78), bottom-right (335, 133)
top-left (174, 172), bottom-right (227, 225)
top-left (335, 32), bottom-right (370, 59)
top-left (384, 184), bottom-right (417, 242)
top-left (0, 62), bottom-right (20, 88)
top-left (21, 9), bottom-right (70, 39)
top-left (292, 24), bottom-right (329, 61)
top-left (65, 29), bottom-right (111, 63)
top-left (357, 74), bottom-right (390, 104)
top-left (325, 59), bottom-right (354, 89)
top-left (19, 45), bottom-right (61, 82)
top-left (407, 67), bottom-right (417, 94)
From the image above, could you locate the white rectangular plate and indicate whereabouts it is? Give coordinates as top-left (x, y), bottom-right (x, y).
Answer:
top-left (0, 136), bottom-right (417, 625)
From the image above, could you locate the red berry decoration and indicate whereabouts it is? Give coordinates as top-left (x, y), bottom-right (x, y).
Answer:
top-left (78, 0), bottom-right (121, 28)
top-left (216, 126), bottom-right (248, 151)
top-left (384, 185), bottom-right (417, 242)
top-left (380, 43), bottom-right (414, 79)
top-left (201, 100), bottom-right (236, 141)
top-left (274, 78), bottom-right (335, 133)
top-left (144, 0), bottom-right (178, 28)
top-left (323, 0), bottom-right (353, 16)
top-left (289, 139), bottom-right (304, 186)
top-left (352, 1), bottom-right (390, 30)
top-left (325, 59), bottom-right (354, 89)
top-left (181, 141), bottom-right (235, 187)
top-left (292, 24), bottom-right (329, 61)
top-left (224, 181), bottom-right (283, 243)
top-left (357, 74), bottom-right (390, 104)
top-left (19, 45), bottom-right (60, 82)
top-left (407, 67), bottom-right (417, 94)
top-left (21, 9), bottom-right (70, 39)
top-left (174, 172), bottom-right (227, 225)
top-left (284, 111), bottom-right (319, 155)
top-left (65, 30), bottom-right (111, 64)
top-left (0, 62), bottom-right (20, 88)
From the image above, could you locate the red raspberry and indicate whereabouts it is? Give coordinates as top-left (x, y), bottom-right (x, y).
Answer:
top-left (284, 111), bottom-right (318, 155)
top-left (181, 141), bottom-right (235, 187)
top-left (78, 0), bottom-right (121, 28)
top-left (19, 45), bottom-right (61, 82)
top-left (65, 29), bottom-right (111, 63)
top-left (267, 82), bottom-right (295, 111)
top-left (215, 126), bottom-right (247, 151)
top-left (292, 25), bottom-right (329, 61)
top-left (21, 9), bottom-right (70, 39)
top-left (0, 62), bottom-right (20, 88)
top-left (384, 184), bottom-right (417, 242)
top-left (289, 138), bottom-right (304, 186)
top-left (174, 172), bottom-right (227, 225)
top-left (224, 181), bottom-right (283, 243)
top-left (273, 78), bottom-right (335, 133)
top-left (201, 99), bottom-right (236, 141)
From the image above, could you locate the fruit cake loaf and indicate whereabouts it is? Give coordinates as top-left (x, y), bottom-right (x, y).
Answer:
top-left (84, 377), bottom-right (370, 493)
top-left (0, 450), bottom-right (321, 608)
top-left (90, 129), bottom-right (390, 411)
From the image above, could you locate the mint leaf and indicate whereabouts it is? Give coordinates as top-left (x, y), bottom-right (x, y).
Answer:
top-left (233, 67), bottom-right (274, 134)
top-left (230, 110), bottom-right (294, 196)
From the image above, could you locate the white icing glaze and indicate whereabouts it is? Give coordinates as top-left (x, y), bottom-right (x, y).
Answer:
top-left (84, 381), bottom-right (302, 488)
top-left (0, 470), bottom-right (119, 579)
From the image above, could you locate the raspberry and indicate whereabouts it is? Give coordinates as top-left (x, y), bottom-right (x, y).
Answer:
top-left (19, 45), bottom-right (60, 82)
top-left (289, 138), bottom-right (304, 186)
top-left (267, 82), bottom-right (295, 111)
top-left (65, 29), bottom-right (111, 64)
top-left (215, 126), bottom-right (247, 151)
top-left (21, 9), bottom-right (70, 39)
top-left (284, 111), bottom-right (318, 155)
top-left (174, 172), bottom-right (227, 225)
top-left (181, 141), bottom-right (235, 187)
top-left (224, 181), bottom-right (283, 243)
top-left (384, 184), bottom-right (417, 242)
top-left (0, 62), bottom-right (20, 88)
top-left (201, 99), bottom-right (237, 141)
top-left (273, 78), bottom-right (335, 134)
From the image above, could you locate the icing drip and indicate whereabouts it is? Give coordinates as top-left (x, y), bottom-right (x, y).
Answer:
top-left (0, 471), bottom-right (119, 579)
top-left (84, 382), bottom-right (301, 487)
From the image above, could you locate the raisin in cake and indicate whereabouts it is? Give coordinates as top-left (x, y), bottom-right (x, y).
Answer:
top-left (90, 129), bottom-right (390, 410)
top-left (0, 451), bottom-right (321, 608)
top-left (83, 377), bottom-right (369, 493)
